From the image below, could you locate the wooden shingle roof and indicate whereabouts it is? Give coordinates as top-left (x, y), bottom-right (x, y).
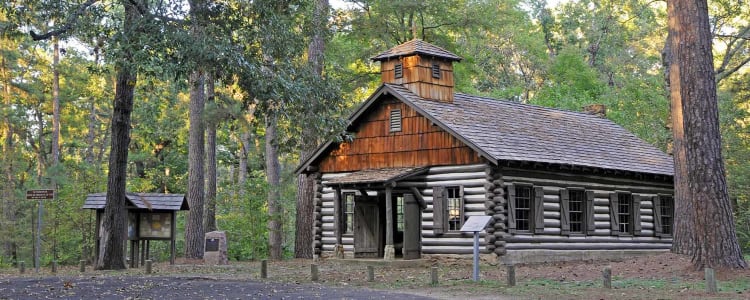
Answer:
top-left (371, 39), bottom-right (462, 62)
top-left (326, 167), bottom-right (427, 186)
top-left (385, 84), bottom-right (674, 176)
top-left (83, 193), bottom-right (189, 211)
top-left (296, 84), bottom-right (674, 176)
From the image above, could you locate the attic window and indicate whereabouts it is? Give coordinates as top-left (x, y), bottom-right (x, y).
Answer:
top-left (389, 109), bottom-right (402, 132)
top-left (394, 63), bottom-right (403, 79)
top-left (432, 63), bottom-right (441, 78)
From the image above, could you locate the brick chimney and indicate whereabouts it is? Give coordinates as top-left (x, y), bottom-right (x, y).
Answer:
top-left (371, 39), bottom-right (462, 103)
top-left (582, 104), bottom-right (607, 118)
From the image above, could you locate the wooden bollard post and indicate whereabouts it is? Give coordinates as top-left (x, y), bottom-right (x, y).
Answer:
top-left (79, 260), bottom-right (86, 273)
top-left (430, 266), bottom-right (439, 286)
top-left (367, 265), bottom-right (374, 282)
top-left (705, 268), bottom-right (718, 294)
top-left (19, 261), bottom-right (25, 274)
top-left (603, 266), bottom-right (612, 289)
top-left (145, 260), bottom-right (153, 274)
top-left (51, 261), bottom-right (58, 274)
top-left (260, 260), bottom-right (268, 279)
top-left (311, 264), bottom-right (319, 281)
top-left (507, 265), bottom-right (516, 287)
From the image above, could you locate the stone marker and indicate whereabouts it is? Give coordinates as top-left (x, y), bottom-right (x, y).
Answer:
top-left (203, 231), bottom-right (228, 265)
top-left (507, 265), bottom-right (516, 287)
top-left (430, 266), bottom-right (439, 286)
top-left (311, 264), bottom-right (319, 281)
top-left (146, 260), bottom-right (153, 274)
top-left (705, 268), bottom-right (717, 294)
top-left (80, 260), bottom-right (86, 273)
top-left (603, 266), bottom-right (612, 289)
top-left (19, 261), bottom-right (25, 274)
top-left (367, 265), bottom-right (374, 282)
top-left (260, 260), bottom-right (268, 279)
top-left (51, 261), bottom-right (57, 273)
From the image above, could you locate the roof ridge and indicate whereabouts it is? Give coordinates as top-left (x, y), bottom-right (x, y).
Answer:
top-left (453, 92), bottom-right (614, 121)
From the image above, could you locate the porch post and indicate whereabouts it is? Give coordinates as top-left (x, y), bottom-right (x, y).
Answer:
top-left (333, 187), bottom-right (344, 258)
top-left (384, 184), bottom-right (395, 260)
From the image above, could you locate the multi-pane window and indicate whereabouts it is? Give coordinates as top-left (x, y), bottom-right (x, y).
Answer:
top-left (396, 195), bottom-right (404, 232)
top-left (342, 192), bottom-right (354, 234)
top-left (618, 193), bottom-right (632, 234)
top-left (659, 196), bottom-right (674, 235)
top-left (515, 185), bottom-right (532, 231)
top-left (568, 190), bottom-right (585, 233)
top-left (447, 187), bottom-right (463, 231)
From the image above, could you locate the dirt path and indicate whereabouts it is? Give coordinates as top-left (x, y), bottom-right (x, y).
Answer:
top-left (0, 275), bottom-right (435, 300)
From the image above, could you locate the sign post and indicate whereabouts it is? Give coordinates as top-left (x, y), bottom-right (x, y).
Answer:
top-left (26, 189), bottom-right (54, 273)
top-left (460, 215), bottom-right (493, 282)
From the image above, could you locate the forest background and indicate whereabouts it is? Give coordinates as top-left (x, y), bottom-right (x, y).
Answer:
top-left (0, 0), bottom-right (749, 266)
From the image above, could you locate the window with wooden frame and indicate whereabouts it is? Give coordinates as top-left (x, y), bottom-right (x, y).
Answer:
top-left (653, 195), bottom-right (674, 237)
top-left (609, 191), bottom-right (642, 236)
top-left (389, 109), bottom-right (402, 132)
top-left (342, 192), bottom-right (355, 234)
top-left (396, 195), bottom-right (405, 232)
top-left (394, 63), bottom-right (403, 79)
top-left (431, 186), bottom-right (464, 234)
top-left (431, 63), bottom-right (441, 79)
top-left (560, 189), bottom-right (595, 235)
top-left (506, 183), bottom-right (545, 234)
top-left (446, 187), bottom-right (463, 231)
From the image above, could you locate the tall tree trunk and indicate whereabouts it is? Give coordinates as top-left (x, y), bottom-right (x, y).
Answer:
top-left (96, 0), bottom-right (140, 271)
top-left (51, 37), bottom-right (60, 166)
top-left (185, 70), bottom-right (206, 259)
top-left (265, 113), bottom-right (282, 260)
top-left (294, 0), bottom-right (329, 259)
top-left (238, 130), bottom-right (250, 198)
top-left (204, 74), bottom-right (217, 232)
top-left (1, 54), bottom-right (17, 264)
top-left (667, 0), bottom-right (747, 269)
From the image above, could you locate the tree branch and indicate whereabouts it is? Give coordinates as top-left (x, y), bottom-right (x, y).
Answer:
top-left (29, 0), bottom-right (99, 41)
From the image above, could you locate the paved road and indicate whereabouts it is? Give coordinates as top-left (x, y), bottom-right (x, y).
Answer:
top-left (0, 276), bottom-right (435, 299)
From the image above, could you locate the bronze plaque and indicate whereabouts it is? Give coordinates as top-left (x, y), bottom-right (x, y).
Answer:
top-left (205, 238), bottom-right (219, 252)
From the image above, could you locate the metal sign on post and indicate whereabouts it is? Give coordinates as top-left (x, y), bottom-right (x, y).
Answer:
top-left (27, 189), bottom-right (54, 273)
top-left (460, 215), bottom-right (493, 282)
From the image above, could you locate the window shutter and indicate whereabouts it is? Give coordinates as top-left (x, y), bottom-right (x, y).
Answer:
top-left (609, 192), bottom-right (620, 235)
top-left (389, 109), bottom-right (402, 132)
top-left (432, 63), bottom-right (441, 78)
top-left (585, 190), bottom-right (596, 234)
top-left (534, 186), bottom-right (545, 234)
top-left (432, 186), bottom-right (446, 234)
top-left (507, 184), bottom-right (516, 232)
top-left (459, 186), bottom-right (465, 226)
top-left (652, 195), bottom-right (663, 236)
top-left (333, 188), bottom-right (342, 241)
top-left (632, 195), bottom-right (642, 236)
top-left (559, 189), bottom-right (570, 235)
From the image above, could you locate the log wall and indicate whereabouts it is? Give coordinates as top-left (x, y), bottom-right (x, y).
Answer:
top-left (315, 164), bottom-right (674, 258)
top-left (500, 167), bottom-right (673, 251)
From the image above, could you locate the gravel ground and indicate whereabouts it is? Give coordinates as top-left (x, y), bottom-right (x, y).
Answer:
top-left (0, 275), bottom-right (435, 300)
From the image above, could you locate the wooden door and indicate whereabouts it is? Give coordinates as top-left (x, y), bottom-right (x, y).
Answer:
top-left (354, 200), bottom-right (381, 258)
top-left (402, 194), bottom-right (421, 259)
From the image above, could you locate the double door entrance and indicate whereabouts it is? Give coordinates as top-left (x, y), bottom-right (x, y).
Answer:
top-left (353, 192), bottom-right (421, 259)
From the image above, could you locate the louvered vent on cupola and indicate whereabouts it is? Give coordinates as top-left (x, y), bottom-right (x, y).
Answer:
top-left (371, 39), bottom-right (462, 103)
top-left (389, 108), bottom-right (402, 132)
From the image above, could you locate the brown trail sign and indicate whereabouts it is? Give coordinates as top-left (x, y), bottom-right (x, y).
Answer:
top-left (26, 189), bottom-right (54, 200)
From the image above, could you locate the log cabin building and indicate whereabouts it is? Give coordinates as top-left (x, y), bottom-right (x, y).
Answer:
top-left (296, 39), bottom-right (675, 262)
